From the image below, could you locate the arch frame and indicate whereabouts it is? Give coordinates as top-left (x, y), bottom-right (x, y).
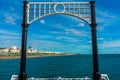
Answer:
top-left (19, 1), bottom-right (101, 80)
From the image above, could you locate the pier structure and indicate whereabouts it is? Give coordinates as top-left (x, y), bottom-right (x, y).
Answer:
top-left (19, 0), bottom-right (100, 80)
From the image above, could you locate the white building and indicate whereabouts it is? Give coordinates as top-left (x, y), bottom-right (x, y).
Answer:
top-left (27, 47), bottom-right (37, 53)
top-left (9, 46), bottom-right (20, 53)
top-left (0, 48), bottom-right (9, 53)
top-left (27, 49), bottom-right (37, 53)
top-left (0, 46), bottom-right (38, 54)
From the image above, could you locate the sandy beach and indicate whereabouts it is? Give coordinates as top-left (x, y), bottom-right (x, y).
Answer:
top-left (0, 55), bottom-right (44, 60)
top-left (0, 55), bottom-right (68, 60)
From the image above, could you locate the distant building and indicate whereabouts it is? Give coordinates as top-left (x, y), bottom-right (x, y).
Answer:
top-left (0, 48), bottom-right (9, 53)
top-left (0, 46), bottom-right (64, 55)
top-left (9, 46), bottom-right (20, 53)
top-left (27, 46), bottom-right (37, 53)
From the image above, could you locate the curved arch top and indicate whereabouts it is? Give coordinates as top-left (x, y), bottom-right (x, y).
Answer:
top-left (26, 2), bottom-right (92, 24)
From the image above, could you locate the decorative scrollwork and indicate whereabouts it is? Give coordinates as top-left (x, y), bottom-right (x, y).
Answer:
top-left (26, 2), bottom-right (91, 24)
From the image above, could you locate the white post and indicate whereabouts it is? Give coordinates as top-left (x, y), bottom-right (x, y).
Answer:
top-left (34, 4), bottom-right (36, 19)
top-left (39, 4), bottom-right (41, 17)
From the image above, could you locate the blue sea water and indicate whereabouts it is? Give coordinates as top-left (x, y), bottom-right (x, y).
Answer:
top-left (0, 54), bottom-right (120, 80)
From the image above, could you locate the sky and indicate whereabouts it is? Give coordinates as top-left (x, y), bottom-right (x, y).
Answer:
top-left (0, 0), bottom-right (120, 54)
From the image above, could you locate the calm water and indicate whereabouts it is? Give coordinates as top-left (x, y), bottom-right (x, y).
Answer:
top-left (0, 54), bottom-right (120, 80)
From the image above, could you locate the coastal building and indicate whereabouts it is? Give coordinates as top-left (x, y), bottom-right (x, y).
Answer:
top-left (27, 49), bottom-right (37, 53)
top-left (42, 51), bottom-right (64, 55)
top-left (27, 46), bottom-right (37, 53)
top-left (0, 46), bottom-right (63, 55)
top-left (9, 46), bottom-right (20, 53)
top-left (0, 46), bottom-right (20, 53)
top-left (0, 48), bottom-right (9, 53)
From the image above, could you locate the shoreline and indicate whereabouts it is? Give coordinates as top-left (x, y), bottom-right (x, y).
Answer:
top-left (0, 55), bottom-right (70, 60)
top-left (0, 56), bottom-right (41, 60)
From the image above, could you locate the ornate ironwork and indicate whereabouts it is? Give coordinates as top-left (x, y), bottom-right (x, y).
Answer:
top-left (26, 2), bottom-right (91, 24)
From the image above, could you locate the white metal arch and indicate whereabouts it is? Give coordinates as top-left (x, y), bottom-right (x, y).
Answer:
top-left (26, 2), bottom-right (91, 24)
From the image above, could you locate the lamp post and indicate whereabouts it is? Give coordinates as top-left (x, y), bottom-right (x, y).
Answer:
top-left (90, 0), bottom-right (101, 80)
top-left (19, 0), bottom-right (29, 80)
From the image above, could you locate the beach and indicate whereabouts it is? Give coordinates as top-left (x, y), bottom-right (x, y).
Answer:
top-left (0, 55), bottom-right (42, 60)
top-left (0, 54), bottom-right (68, 60)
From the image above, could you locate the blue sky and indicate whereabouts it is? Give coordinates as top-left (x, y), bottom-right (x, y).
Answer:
top-left (0, 0), bottom-right (120, 54)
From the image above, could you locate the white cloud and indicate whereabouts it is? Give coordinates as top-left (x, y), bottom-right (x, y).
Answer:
top-left (97, 10), bottom-right (115, 19)
top-left (97, 38), bottom-right (104, 41)
top-left (0, 35), bottom-right (20, 40)
top-left (30, 33), bottom-right (52, 39)
top-left (50, 31), bottom-right (65, 35)
top-left (97, 10), bottom-right (116, 23)
top-left (61, 36), bottom-right (80, 43)
top-left (3, 13), bottom-right (21, 25)
top-left (65, 28), bottom-right (88, 36)
top-left (98, 39), bottom-right (120, 54)
top-left (98, 40), bottom-right (120, 48)
top-left (4, 16), bottom-right (16, 25)
top-left (0, 39), bottom-right (21, 48)
top-left (65, 29), bottom-right (79, 35)
top-left (0, 29), bottom-right (20, 36)
top-left (96, 9), bottom-right (118, 31)
top-left (28, 39), bottom-right (64, 50)
top-left (27, 38), bottom-right (92, 53)
top-left (40, 19), bottom-right (45, 24)
top-left (0, 30), bottom-right (21, 48)
top-left (54, 23), bottom-right (66, 30)
top-left (88, 38), bottom-right (104, 43)
top-left (50, 23), bottom-right (89, 37)
top-left (88, 40), bottom-right (92, 43)
top-left (77, 23), bottom-right (85, 27)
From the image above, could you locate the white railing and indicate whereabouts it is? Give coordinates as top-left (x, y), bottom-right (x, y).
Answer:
top-left (101, 74), bottom-right (110, 80)
top-left (11, 75), bottom-right (91, 80)
top-left (11, 74), bottom-right (110, 80)
top-left (10, 75), bottom-right (18, 80)
top-left (28, 77), bottom-right (91, 80)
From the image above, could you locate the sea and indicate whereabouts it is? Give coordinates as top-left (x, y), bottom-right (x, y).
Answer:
top-left (0, 54), bottom-right (120, 80)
